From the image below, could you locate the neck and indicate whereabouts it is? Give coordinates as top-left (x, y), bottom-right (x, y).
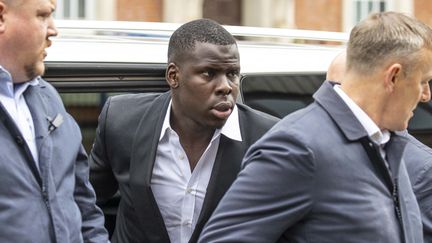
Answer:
top-left (340, 75), bottom-right (386, 129)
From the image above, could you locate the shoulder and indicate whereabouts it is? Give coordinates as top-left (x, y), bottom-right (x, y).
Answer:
top-left (100, 92), bottom-right (169, 128)
top-left (36, 78), bottom-right (62, 101)
top-left (109, 92), bottom-right (165, 106)
top-left (403, 133), bottom-right (432, 186)
top-left (105, 92), bottom-right (168, 114)
top-left (236, 103), bottom-right (280, 143)
top-left (237, 103), bottom-right (280, 126)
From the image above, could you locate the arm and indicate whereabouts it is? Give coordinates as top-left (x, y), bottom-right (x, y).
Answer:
top-left (74, 144), bottom-right (110, 243)
top-left (198, 128), bottom-right (315, 242)
top-left (412, 163), bottom-right (432, 243)
top-left (44, 81), bottom-right (109, 242)
top-left (89, 98), bottom-right (119, 202)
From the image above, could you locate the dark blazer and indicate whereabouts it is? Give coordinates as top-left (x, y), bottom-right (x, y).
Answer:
top-left (0, 79), bottom-right (108, 243)
top-left (198, 81), bottom-right (422, 243)
top-left (89, 91), bottom-right (279, 243)
top-left (404, 133), bottom-right (432, 242)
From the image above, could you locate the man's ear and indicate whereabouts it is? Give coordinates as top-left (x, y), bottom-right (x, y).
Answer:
top-left (383, 63), bottom-right (402, 92)
top-left (0, 2), bottom-right (6, 33)
top-left (166, 63), bottom-right (179, 89)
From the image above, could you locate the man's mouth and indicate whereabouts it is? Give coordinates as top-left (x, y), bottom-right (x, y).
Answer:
top-left (211, 102), bottom-right (233, 120)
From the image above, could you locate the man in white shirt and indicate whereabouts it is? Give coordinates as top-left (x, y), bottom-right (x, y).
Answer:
top-left (0, 0), bottom-right (108, 242)
top-left (89, 18), bottom-right (279, 243)
top-left (199, 11), bottom-right (432, 243)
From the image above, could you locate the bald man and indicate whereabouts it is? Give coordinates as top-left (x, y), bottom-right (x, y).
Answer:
top-left (326, 50), bottom-right (432, 242)
top-left (326, 51), bottom-right (346, 81)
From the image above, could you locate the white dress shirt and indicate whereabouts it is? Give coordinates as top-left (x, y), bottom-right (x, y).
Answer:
top-left (151, 100), bottom-right (242, 243)
top-left (334, 85), bottom-right (390, 159)
top-left (0, 67), bottom-right (39, 167)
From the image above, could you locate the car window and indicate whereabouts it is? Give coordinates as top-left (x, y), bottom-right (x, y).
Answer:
top-left (240, 74), bottom-right (432, 147)
top-left (240, 73), bottom-right (324, 118)
top-left (44, 62), bottom-right (168, 152)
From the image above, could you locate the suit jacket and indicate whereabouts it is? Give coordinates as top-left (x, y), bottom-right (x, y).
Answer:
top-left (0, 78), bottom-right (108, 243)
top-left (404, 133), bottom-right (432, 242)
top-left (198, 81), bottom-right (423, 243)
top-left (89, 91), bottom-right (279, 243)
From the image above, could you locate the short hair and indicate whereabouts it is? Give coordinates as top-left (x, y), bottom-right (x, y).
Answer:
top-left (347, 11), bottom-right (432, 75)
top-left (167, 18), bottom-right (237, 63)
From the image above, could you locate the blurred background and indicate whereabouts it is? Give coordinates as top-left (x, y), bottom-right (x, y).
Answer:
top-left (54, 0), bottom-right (432, 32)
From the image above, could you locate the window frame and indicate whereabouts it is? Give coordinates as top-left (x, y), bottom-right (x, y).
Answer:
top-left (342, 0), bottom-right (413, 32)
top-left (55, 0), bottom-right (96, 19)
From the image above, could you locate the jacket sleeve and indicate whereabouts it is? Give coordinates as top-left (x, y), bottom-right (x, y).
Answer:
top-left (412, 163), bottom-right (432, 243)
top-left (89, 97), bottom-right (119, 202)
top-left (198, 127), bottom-right (316, 242)
top-left (74, 144), bottom-right (110, 243)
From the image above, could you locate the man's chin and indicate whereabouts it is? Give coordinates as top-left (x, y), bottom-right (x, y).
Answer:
top-left (25, 64), bottom-right (45, 80)
top-left (211, 119), bottom-right (228, 130)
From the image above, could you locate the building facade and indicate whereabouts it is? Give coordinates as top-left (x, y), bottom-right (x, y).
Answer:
top-left (55, 0), bottom-right (432, 31)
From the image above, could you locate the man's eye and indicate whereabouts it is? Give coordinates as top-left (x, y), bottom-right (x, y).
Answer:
top-left (227, 71), bottom-right (240, 80)
top-left (203, 71), bottom-right (214, 77)
top-left (228, 71), bottom-right (239, 77)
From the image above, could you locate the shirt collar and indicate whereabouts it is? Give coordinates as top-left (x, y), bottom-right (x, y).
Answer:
top-left (0, 66), bottom-right (40, 98)
top-left (160, 99), bottom-right (242, 142)
top-left (334, 85), bottom-right (390, 145)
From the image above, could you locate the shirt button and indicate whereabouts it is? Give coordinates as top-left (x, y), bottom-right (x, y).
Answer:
top-left (183, 220), bottom-right (192, 226)
top-left (186, 187), bottom-right (193, 193)
top-left (179, 154), bottom-right (185, 160)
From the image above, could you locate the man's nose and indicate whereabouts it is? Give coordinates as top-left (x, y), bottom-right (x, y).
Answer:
top-left (48, 18), bottom-right (58, 37)
top-left (216, 75), bottom-right (232, 96)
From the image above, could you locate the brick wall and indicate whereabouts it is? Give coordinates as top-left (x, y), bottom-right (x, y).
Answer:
top-left (295, 0), bottom-right (342, 31)
top-left (117, 0), bottom-right (163, 21)
top-left (203, 0), bottom-right (242, 25)
top-left (414, 0), bottom-right (432, 27)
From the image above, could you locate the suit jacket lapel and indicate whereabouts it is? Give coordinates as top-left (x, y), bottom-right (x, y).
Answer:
top-left (24, 85), bottom-right (50, 153)
top-left (129, 92), bottom-right (171, 242)
top-left (24, 84), bottom-right (55, 185)
top-left (0, 101), bottom-right (43, 187)
top-left (190, 135), bottom-right (246, 242)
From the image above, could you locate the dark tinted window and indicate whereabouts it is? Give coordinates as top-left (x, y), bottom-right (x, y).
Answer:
top-left (241, 73), bottom-right (432, 147)
top-left (44, 62), bottom-right (168, 152)
top-left (240, 73), bottom-right (324, 118)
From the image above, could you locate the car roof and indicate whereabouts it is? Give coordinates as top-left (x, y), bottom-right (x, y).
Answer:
top-left (47, 20), bottom-right (348, 75)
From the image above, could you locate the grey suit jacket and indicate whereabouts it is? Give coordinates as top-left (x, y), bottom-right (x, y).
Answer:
top-left (0, 78), bottom-right (108, 243)
top-left (89, 91), bottom-right (279, 243)
top-left (199, 81), bottom-right (423, 243)
top-left (404, 133), bottom-right (432, 242)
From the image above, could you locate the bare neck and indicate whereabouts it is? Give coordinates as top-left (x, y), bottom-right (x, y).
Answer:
top-left (170, 113), bottom-right (216, 172)
top-left (340, 74), bottom-right (387, 130)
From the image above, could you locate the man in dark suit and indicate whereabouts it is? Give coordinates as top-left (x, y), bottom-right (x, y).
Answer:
top-left (327, 50), bottom-right (432, 243)
top-left (199, 12), bottom-right (432, 243)
top-left (0, 0), bottom-right (108, 242)
top-left (89, 18), bottom-right (279, 243)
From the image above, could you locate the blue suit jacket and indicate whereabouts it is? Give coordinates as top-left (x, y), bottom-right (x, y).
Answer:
top-left (404, 133), bottom-right (432, 242)
top-left (0, 78), bottom-right (108, 243)
top-left (199, 81), bottom-right (423, 243)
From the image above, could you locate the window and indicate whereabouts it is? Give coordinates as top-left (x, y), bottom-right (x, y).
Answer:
top-left (343, 0), bottom-right (399, 32)
top-left (55, 0), bottom-right (95, 19)
top-left (240, 73), bottom-right (325, 118)
top-left (353, 0), bottom-right (387, 24)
